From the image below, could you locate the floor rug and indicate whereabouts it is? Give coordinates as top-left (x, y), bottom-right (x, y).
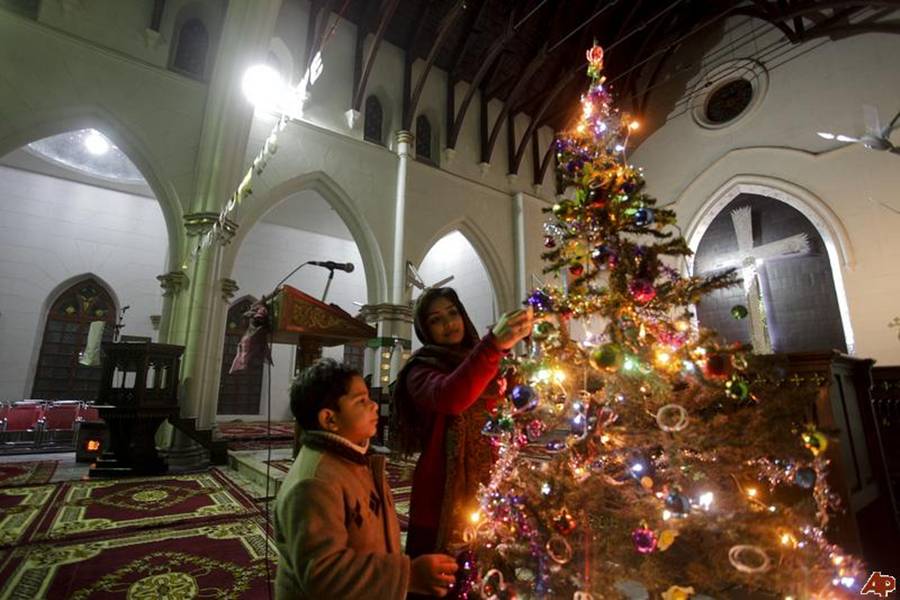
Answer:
top-left (216, 421), bottom-right (295, 440)
top-left (0, 518), bottom-right (277, 600)
top-left (0, 461), bottom-right (58, 487)
top-left (0, 484), bottom-right (59, 548)
top-left (27, 469), bottom-right (259, 544)
top-left (227, 439), bottom-right (294, 451)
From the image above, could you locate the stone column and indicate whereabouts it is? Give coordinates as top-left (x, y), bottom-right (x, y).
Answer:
top-left (512, 192), bottom-right (528, 303)
top-left (392, 130), bottom-right (412, 305)
top-left (156, 271), bottom-right (189, 344)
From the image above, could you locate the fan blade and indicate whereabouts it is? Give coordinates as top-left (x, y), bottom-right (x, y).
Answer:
top-left (430, 275), bottom-right (455, 289)
top-left (863, 104), bottom-right (882, 135)
top-left (887, 110), bottom-right (900, 134)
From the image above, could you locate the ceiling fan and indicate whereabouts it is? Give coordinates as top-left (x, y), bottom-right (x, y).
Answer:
top-left (817, 104), bottom-right (900, 154)
top-left (406, 261), bottom-right (454, 292)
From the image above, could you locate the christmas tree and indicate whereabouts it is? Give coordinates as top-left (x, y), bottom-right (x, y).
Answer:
top-left (458, 46), bottom-right (864, 599)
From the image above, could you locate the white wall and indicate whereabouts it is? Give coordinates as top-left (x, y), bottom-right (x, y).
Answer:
top-left (413, 231), bottom-right (496, 350)
top-left (0, 164), bottom-right (168, 401)
top-left (228, 201), bottom-right (367, 420)
top-left (632, 19), bottom-right (900, 364)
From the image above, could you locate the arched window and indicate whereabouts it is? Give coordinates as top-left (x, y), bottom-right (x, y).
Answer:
top-left (218, 297), bottom-right (263, 415)
top-left (172, 18), bottom-right (209, 79)
top-left (364, 96), bottom-right (384, 145)
top-left (415, 114), bottom-right (433, 162)
top-left (693, 194), bottom-right (846, 353)
top-left (32, 278), bottom-right (116, 400)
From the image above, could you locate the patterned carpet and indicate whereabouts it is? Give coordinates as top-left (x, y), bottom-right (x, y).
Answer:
top-left (0, 518), bottom-right (276, 599)
top-left (216, 421), bottom-right (295, 440)
top-left (0, 470), bottom-right (276, 599)
top-left (0, 461), bottom-right (57, 486)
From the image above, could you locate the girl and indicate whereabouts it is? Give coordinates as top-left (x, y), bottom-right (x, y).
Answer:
top-left (392, 287), bottom-right (533, 559)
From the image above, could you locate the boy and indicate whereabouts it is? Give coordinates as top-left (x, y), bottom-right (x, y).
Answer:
top-left (274, 358), bottom-right (458, 599)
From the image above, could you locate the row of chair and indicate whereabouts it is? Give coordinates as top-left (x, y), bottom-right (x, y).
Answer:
top-left (0, 400), bottom-right (101, 445)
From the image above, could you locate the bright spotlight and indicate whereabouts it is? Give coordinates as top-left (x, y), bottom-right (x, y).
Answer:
top-left (83, 130), bottom-right (110, 155)
top-left (242, 64), bottom-right (286, 112)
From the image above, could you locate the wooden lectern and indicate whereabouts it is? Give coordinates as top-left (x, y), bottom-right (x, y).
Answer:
top-left (90, 341), bottom-right (183, 477)
top-left (268, 285), bottom-right (377, 455)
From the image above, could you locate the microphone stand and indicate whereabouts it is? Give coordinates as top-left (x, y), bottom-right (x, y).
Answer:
top-left (321, 268), bottom-right (336, 303)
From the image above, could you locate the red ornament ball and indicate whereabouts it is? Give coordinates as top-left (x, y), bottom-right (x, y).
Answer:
top-left (629, 279), bottom-right (656, 304)
top-left (543, 235), bottom-right (556, 249)
top-left (632, 525), bottom-right (658, 554)
top-left (569, 263), bottom-right (584, 277)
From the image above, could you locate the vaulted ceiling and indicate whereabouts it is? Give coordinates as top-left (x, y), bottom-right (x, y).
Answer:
top-left (308, 0), bottom-right (900, 182)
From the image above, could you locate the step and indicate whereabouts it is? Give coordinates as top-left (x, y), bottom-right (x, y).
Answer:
top-left (227, 447), bottom-right (294, 499)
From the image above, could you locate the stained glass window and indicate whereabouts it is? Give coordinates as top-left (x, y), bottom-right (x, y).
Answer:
top-left (32, 279), bottom-right (116, 400)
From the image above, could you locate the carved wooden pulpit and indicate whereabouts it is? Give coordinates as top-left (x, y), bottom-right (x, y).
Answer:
top-left (269, 285), bottom-right (377, 455)
top-left (90, 341), bottom-right (183, 477)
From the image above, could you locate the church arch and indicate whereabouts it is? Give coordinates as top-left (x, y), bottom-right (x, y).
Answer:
top-left (411, 218), bottom-right (513, 316)
top-left (685, 176), bottom-right (855, 353)
top-left (217, 295), bottom-right (263, 416)
top-left (0, 107), bottom-right (184, 272)
top-left (223, 171), bottom-right (388, 306)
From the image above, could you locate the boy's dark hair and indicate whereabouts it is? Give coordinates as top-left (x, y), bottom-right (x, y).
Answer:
top-left (290, 358), bottom-right (361, 431)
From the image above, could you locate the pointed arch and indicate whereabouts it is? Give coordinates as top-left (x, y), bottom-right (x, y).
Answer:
top-left (217, 295), bottom-right (263, 415)
top-left (222, 171), bottom-right (388, 306)
top-left (411, 217), bottom-right (514, 313)
top-left (0, 106), bottom-right (184, 271)
top-left (30, 275), bottom-right (118, 400)
top-left (684, 175), bottom-right (855, 353)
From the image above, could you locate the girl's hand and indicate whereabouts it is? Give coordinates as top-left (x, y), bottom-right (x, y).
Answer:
top-left (491, 306), bottom-right (534, 350)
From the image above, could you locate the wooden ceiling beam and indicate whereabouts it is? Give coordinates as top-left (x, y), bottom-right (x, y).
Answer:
top-left (447, 13), bottom-right (518, 149)
top-left (449, 0), bottom-right (490, 79)
top-left (402, 0), bottom-right (467, 131)
top-left (481, 43), bottom-right (548, 163)
top-left (482, 0), bottom-right (571, 164)
top-left (509, 64), bottom-right (580, 175)
top-left (351, 0), bottom-right (401, 111)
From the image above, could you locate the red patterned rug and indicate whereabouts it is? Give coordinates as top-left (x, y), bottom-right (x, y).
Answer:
top-left (228, 439), bottom-right (294, 451)
top-left (217, 421), bottom-right (295, 440)
top-left (0, 484), bottom-right (60, 548)
top-left (27, 469), bottom-right (259, 544)
top-left (0, 517), bottom-right (276, 599)
top-left (0, 461), bottom-right (57, 487)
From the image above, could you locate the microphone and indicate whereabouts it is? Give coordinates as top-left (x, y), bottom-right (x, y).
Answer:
top-left (309, 261), bottom-right (355, 272)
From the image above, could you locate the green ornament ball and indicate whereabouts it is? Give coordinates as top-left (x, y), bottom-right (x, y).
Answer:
top-left (552, 201), bottom-right (575, 220)
top-left (726, 378), bottom-right (750, 400)
top-left (731, 305), bottom-right (749, 320)
top-left (532, 321), bottom-right (556, 340)
top-left (589, 343), bottom-right (624, 372)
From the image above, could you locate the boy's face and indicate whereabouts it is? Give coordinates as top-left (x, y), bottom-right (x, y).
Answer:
top-left (319, 375), bottom-right (378, 446)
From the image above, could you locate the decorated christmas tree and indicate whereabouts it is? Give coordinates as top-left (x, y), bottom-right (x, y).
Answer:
top-left (457, 46), bottom-right (864, 599)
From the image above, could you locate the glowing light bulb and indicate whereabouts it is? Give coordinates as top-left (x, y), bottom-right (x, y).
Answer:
top-left (629, 120), bottom-right (640, 131)
top-left (746, 487), bottom-right (758, 498)
top-left (629, 462), bottom-right (645, 474)
top-left (614, 144), bottom-right (625, 152)
top-left (469, 511), bottom-right (481, 524)
top-left (655, 351), bottom-right (671, 366)
top-left (241, 64), bottom-right (286, 111)
top-left (83, 130), bottom-right (110, 155)
top-left (662, 510), bottom-right (672, 521)
top-left (698, 491), bottom-right (714, 510)
top-left (541, 482), bottom-right (552, 496)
